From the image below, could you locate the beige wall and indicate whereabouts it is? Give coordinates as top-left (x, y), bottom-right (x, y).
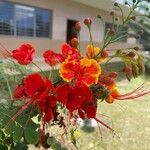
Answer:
top-left (0, 0), bottom-right (140, 58)
top-left (0, 0), bottom-right (113, 54)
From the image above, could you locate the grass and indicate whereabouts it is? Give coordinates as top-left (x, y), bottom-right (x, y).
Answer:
top-left (75, 76), bottom-right (150, 150)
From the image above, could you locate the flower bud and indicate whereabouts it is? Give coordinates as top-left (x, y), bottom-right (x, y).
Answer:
top-left (127, 51), bottom-right (136, 58)
top-left (84, 18), bottom-right (92, 26)
top-left (132, 64), bottom-right (139, 78)
top-left (109, 72), bottom-right (118, 79)
top-left (115, 17), bottom-right (119, 21)
top-left (71, 38), bottom-right (79, 48)
top-left (114, 2), bottom-right (118, 6)
top-left (103, 77), bottom-right (114, 86)
top-left (123, 66), bottom-right (132, 74)
top-left (132, 0), bottom-right (136, 3)
top-left (134, 46), bottom-right (139, 51)
top-left (101, 50), bottom-right (109, 58)
top-left (131, 16), bottom-right (136, 21)
top-left (75, 21), bottom-right (81, 31)
top-left (110, 11), bottom-right (115, 16)
top-left (109, 28), bottom-right (115, 35)
top-left (97, 14), bottom-right (102, 19)
top-left (105, 95), bottom-right (114, 104)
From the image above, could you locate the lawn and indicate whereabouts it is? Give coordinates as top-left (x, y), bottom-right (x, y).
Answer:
top-left (73, 76), bottom-right (150, 150)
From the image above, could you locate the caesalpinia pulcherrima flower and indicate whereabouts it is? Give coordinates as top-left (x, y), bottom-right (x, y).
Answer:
top-left (13, 73), bottom-right (57, 123)
top-left (59, 57), bottom-right (101, 86)
top-left (86, 44), bottom-right (109, 62)
top-left (11, 43), bottom-right (35, 65)
top-left (43, 43), bottom-right (80, 66)
top-left (43, 50), bottom-right (64, 66)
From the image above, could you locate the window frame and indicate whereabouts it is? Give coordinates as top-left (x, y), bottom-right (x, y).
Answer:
top-left (0, 0), bottom-right (53, 39)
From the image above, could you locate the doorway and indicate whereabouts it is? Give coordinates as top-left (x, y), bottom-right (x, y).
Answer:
top-left (66, 19), bottom-right (78, 44)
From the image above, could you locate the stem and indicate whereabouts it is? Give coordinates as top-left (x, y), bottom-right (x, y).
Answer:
top-left (78, 32), bottom-right (81, 52)
top-left (117, 5), bottom-right (124, 23)
top-left (110, 35), bottom-right (128, 43)
top-left (49, 67), bottom-right (52, 79)
top-left (97, 17), bottom-right (106, 47)
top-left (5, 77), bottom-right (13, 100)
top-left (87, 26), bottom-right (95, 57)
top-left (32, 62), bottom-right (47, 77)
top-left (88, 26), bottom-right (94, 47)
top-left (5, 99), bottom-right (34, 129)
top-left (2, 64), bottom-right (13, 100)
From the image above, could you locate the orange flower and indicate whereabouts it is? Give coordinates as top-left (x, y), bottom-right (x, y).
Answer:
top-left (86, 45), bottom-right (100, 58)
top-left (86, 45), bottom-right (108, 63)
top-left (59, 58), bottom-right (101, 86)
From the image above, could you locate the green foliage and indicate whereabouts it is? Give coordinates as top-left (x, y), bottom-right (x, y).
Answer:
top-left (0, 59), bottom-right (33, 102)
top-left (0, 104), bottom-right (40, 146)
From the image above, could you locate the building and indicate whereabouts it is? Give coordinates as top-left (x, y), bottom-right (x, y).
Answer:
top-left (0, 0), bottom-right (139, 65)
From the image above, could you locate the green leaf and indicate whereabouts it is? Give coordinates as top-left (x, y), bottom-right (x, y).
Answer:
top-left (0, 130), bottom-right (5, 139)
top-left (14, 142), bottom-right (28, 150)
top-left (24, 127), bottom-right (39, 145)
top-left (4, 122), bottom-right (16, 135)
top-left (0, 145), bottom-right (8, 150)
top-left (13, 126), bottom-right (23, 143)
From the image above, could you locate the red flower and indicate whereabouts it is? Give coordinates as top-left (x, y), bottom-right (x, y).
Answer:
top-left (79, 100), bottom-right (97, 119)
top-left (24, 73), bottom-right (46, 97)
top-left (38, 96), bottom-right (57, 123)
top-left (12, 43), bottom-right (35, 65)
top-left (13, 73), bottom-right (57, 123)
top-left (56, 83), bottom-right (92, 113)
top-left (61, 43), bottom-right (80, 61)
top-left (13, 84), bottom-right (26, 99)
top-left (56, 84), bottom-right (70, 105)
top-left (43, 50), bottom-right (64, 66)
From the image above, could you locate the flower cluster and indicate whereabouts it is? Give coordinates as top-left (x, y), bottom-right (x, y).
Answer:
top-left (3, 15), bottom-right (150, 148)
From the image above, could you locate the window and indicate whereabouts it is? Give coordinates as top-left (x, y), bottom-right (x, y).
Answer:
top-left (0, 1), bottom-right (52, 38)
top-left (0, 2), bottom-right (14, 35)
top-left (15, 5), bottom-right (35, 36)
top-left (36, 8), bottom-right (52, 37)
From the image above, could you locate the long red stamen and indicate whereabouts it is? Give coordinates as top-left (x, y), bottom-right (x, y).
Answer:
top-left (94, 118), bottom-right (114, 132)
top-left (119, 82), bottom-right (147, 97)
top-left (115, 83), bottom-right (150, 100)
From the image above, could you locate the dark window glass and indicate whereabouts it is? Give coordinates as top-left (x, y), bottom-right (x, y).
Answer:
top-left (0, 2), bottom-right (14, 35)
top-left (15, 5), bottom-right (34, 36)
top-left (0, 1), bottom-right (52, 38)
top-left (36, 8), bottom-right (51, 37)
